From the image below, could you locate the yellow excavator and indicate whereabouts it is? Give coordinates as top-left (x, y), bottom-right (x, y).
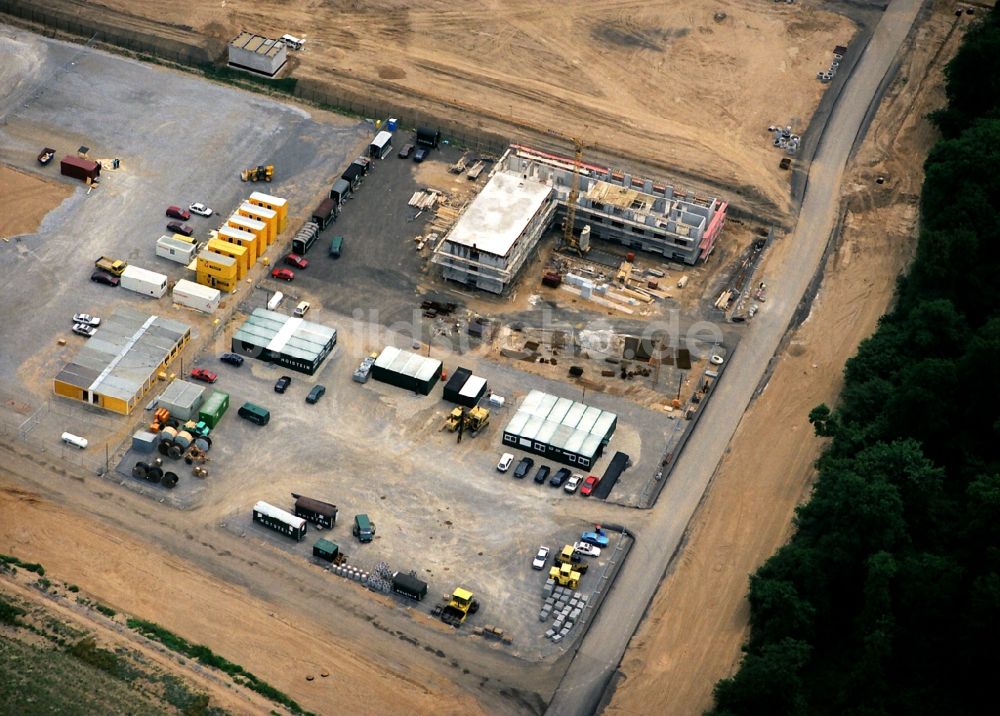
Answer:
top-left (240, 165), bottom-right (274, 182)
top-left (443, 406), bottom-right (490, 436)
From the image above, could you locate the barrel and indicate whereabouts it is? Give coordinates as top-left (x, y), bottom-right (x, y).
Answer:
top-left (626, 251), bottom-right (635, 262)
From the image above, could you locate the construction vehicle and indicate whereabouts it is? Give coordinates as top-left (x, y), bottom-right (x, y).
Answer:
top-left (549, 562), bottom-right (582, 590)
top-left (435, 588), bottom-right (479, 627)
top-left (443, 406), bottom-right (490, 436)
top-left (240, 165), bottom-right (274, 182)
top-left (560, 138), bottom-right (590, 256)
top-left (94, 256), bottom-right (128, 276)
top-left (555, 544), bottom-right (589, 574)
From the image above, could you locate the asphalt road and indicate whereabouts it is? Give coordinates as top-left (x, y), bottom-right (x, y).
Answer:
top-left (546, 1), bottom-right (925, 713)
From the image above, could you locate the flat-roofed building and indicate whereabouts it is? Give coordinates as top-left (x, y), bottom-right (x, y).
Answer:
top-left (231, 308), bottom-right (336, 375)
top-left (228, 31), bottom-right (287, 77)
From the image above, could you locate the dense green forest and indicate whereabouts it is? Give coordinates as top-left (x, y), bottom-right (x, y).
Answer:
top-left (709, 8), bottom-right (1000, 715)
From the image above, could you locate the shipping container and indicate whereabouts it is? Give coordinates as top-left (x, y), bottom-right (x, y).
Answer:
top-left (329, 178), bottom-right (351, 208)
top-left (173, 279), bottom-right (221, 313)
top-left (312, 538), bottom-right (340, 562)
top-left (197, 390), bottom-right (229, 428)
top-left (369, 130), bottom-right (392, 159)
top-left (291, 493), bottom-right (338, 529)
top-left (60, 155), bottom-right (101, 182)
top-left (252, 500), bottom-right (306, 541)
top-left (311, 198), bottom-right (337, 230)
top-left (392, 572), bottom-right (428, 601)
top-left (121, 265), bottom-right (168, 298)
top-left (442, 367), bottom-right (473, 404)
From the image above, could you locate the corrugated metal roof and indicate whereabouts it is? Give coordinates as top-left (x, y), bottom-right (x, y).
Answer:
top-left (576, 406), bottom-right (603, 434)
top-left (231, 309), bottom-right (336, 362)
top-left (158, 379), bottom-right (205, 410)
top-left (503, 410), bottom-right (530, 437)
top-left (591, 412), bottom-right (617, 439)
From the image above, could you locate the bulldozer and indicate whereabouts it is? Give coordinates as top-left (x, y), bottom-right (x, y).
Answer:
top-left (240, 164), bottom-right (274, 182)
top-left (435, 587), bottom-right (479, 627)
top-left (549, 562), bottom-right (582, 590)
top-left (443, 406), bottom-right (490, 436)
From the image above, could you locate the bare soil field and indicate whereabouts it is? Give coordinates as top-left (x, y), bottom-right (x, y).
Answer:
top-left (49, 0), bottom-right (857, 215)
top-left (604, 4), bottom-right (963, 713)
top-left (0, 164), bottom-right (71, 238)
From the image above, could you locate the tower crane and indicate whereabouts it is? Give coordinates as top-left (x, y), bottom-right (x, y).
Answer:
top-left (562, 137), bottom-right (590, 256)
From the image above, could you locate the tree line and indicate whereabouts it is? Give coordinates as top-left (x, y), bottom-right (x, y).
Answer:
top-left (709, 7), bottom-right (1000, 714)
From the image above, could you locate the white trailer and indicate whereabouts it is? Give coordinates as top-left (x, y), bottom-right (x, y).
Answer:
top-left (120, 265), bottom-right (167, 298)
top-left (156, 235), bottom-right (197, 265)
top-left (173, 279), bottom-right (221, 314)
top-left (369, 130), bottom-right (392, 159)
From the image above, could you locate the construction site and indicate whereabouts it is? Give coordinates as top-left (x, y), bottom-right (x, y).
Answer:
top-left (0, 0), bottom-right (968, 714)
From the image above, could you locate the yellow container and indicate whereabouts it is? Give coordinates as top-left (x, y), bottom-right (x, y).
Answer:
top-left (207, 238), bottom-right (249, 279)
top-left (238, 202), bottom-right (277, 244)
top-left (248, 191), bottom-right (288, 233)
top-left (217, 225), bottom-right (259, 264)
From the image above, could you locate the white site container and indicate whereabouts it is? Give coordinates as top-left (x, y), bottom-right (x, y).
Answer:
top-left (173, 279), bottom-right (221, 314)
top-left (156, 235), bottom-right (197, 265)
top-left (121, 265), bottom-right (168, 298)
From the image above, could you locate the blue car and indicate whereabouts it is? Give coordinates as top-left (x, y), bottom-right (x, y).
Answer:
top-left (580, 526), bottom-right (609, 548)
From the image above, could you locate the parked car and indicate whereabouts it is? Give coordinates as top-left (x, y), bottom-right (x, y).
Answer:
top-left (189, 368), bottom-right (218, 384)
top-left (188, 202), bottom-right (213, 217)
top-left (305, 385), bottom-right (326, 404)
top-left (90, 270), bottom-right (119, 287)
top-left (549, 467), bottom-right (572, 488)
top-left (72, 323), bottom-right (97, 338)
top-left (580, 475), bottom-right (600, 496)
top-left (533, 465), bottom-right (551, 484)
top-left (581, 526), bottom-right (609, 547)
top-left (532, 546), bottom-right (550, 570)
top-left (497, 453), bottom-right (515, 472)
top-left (284, 253), bottom-right (309, 270)
top-left (413, 147), bottom-right (429, 163)
top-left (564, 473), bottom-right (583, 493)
top-left (274, 375), bottom-right (292, 393)
top-left (167, 221), bottom-right (193, 236)
top-left (513, 456), bottom-right (534, 479)
top-left (271, 267), bottom-right (295, 281)
top-left (353, 355), bottom-right (376, 383)
top-left (165, 205), bottom-right (190, 221)
top-left (220, 353), bottom-right (244, 367)
top-left (72, 313), bottom-right (100, 327)
top-left (398, 143), bottom-right (414, 159)
top-left (573, 541), bottom-right (601, 558)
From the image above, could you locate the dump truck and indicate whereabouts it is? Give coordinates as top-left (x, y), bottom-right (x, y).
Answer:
top-left (443, 406), bottom-right (490, 435)
top-left (549, 562), bottom-right (582, 590)
top-left (241, 165), bottom-right (274, 182)
top-left (94, 256), bottom-right (127, 276)
top-left (437, 588), bottom-right (479, 627)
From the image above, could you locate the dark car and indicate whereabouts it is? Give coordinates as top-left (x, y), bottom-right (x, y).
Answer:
top-left (165, 205), bottom-right (190, 221)
top-left (306, 385), bottom-right (326, 404)
top-left (274, 375), bottom-right (292, 393)
top-left (533, 465), bottom-right (551, 484)
top-left (513, 456), bottom-right (534, 479)
top-left (167, 221), bottom-right (193, 236)
top-left (413, 147), bottom-right (429, 163)
top-left (398, 143), bottom-right (414, 159)
top-left (284, 253), bottom-right (309, 269)
top-left (549, 467), bottom-right (572, 488)
top-left (90, 270), bottom-right (119, 286)
top-left (220, 353), bottom-right (244, 367)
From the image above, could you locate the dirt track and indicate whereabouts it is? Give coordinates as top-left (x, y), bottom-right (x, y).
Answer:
top-left (604, 4), bottom-right (961, 713)
top-left (26, 0), bottom-right (858, 216)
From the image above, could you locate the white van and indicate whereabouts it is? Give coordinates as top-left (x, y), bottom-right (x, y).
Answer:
top-left (280, 34), bottom-right (305, 50)
top-left (61, 432), bottom-right (88, 449)
top-left (293, 301), bottom-right (311, 317)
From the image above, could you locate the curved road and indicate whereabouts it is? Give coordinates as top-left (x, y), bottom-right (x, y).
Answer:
top-left (547, 1), bottom-right (925, 713)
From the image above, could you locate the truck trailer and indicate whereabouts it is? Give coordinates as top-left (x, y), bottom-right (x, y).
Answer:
top-left (291, 492), bottom-right (338, 529)
top-left (120, 265), bottom-right (168, 298)
top-left (252, 500), bottom-right (306, 541)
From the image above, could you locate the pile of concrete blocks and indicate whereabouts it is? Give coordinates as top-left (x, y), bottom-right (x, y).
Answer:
top-left (540, 582), bottom-right (589, 642)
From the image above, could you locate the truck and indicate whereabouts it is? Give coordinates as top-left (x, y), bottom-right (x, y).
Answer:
top-left (94, 256), bottom-right (128, 276)
top-left (241, 165), bottom-right (273, 182)
top-left (392, 572), bottom-right (428, 601)
top-left (291, 493), bottom-right (337, 529)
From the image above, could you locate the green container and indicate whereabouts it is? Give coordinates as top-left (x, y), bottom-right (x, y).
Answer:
top-left (198, 390), bottom-right (229, 429)
top-left (312, 538), bottom-right (339, 562)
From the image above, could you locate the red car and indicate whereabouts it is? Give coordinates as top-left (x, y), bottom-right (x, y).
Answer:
top-left (271, 267), bottom-right (295, 281)
top-left (190, 368), bottom-right (218, 384)
top-left (580, 475), bottom-right (600, 497)
top-left (165, 205), bottom-right (190, 221)
top-left (284, 253), bottom-right (309, 269)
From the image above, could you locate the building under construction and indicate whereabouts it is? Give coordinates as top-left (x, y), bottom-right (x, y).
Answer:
top-left (433, 145), bottom-right (728, 294)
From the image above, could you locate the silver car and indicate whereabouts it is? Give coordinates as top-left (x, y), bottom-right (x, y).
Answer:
top-left (72, 323), bottom-right (97, 338)
top-left (73, 313), bottom-right (101, 327)
top-left (564, 473), bottom-right (584, 494)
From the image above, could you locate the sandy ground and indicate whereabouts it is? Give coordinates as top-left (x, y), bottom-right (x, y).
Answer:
top-left (0, 164), bottom-right (71, 238)
top-left (0, 478), bottom-right (487, 716)
top-left (604, 4), bottom-right (963, 714)
top-left (56, 0), bottom-right (857, 216)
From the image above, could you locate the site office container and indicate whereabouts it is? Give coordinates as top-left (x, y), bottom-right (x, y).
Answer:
top-left (292, 493), bottom-right (338, 529)
top-left (237, 203), bottom-right (277, 245)
top-left (238, 402), bottom-right (270, 425)
top-left (60, 155), bottom-right (101, 182)
top-left (416, 127), bottom-right (441, 149)
top-left (392, 572), bottom-right (428, 601)
top-left (156, 235), bottom-right (197, 265)
top-left (120, 265), bottom-right (168, 298)
top-left (312, 538), bottom-right (340, 562)
top-left (173, 278), bottom-right (221, 314)
top-left (197, 390), bottom-right (229, 428)
top-left (248, 191), bottom-right (288, 234)
top-left (252, 500), bottom-right (306, 541)
top-left (218, 225), bottom-right (259, 264)
top-left (311, 198), bottom-right (337, 231)
top-left (196, 251), bottom-right (238, 293)
top-left (227, 214), bottom-right (268, 248)
top-left (206, 238), bottom-right (249, 278)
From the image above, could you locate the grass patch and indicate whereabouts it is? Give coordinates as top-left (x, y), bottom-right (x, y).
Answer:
top-left (0, 594), bottom-right (27, 626)
top-left (127, 618), bottom-right (311, 715)
top-left (0, 553), bottom-right (45, 576)
top-left (95, 603), bottom-right (117, 619)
